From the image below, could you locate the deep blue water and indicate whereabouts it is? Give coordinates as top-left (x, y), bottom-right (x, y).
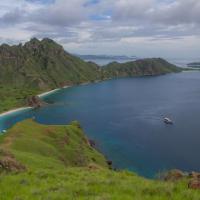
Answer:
top-left (1, 71), bottom-right (200, 177)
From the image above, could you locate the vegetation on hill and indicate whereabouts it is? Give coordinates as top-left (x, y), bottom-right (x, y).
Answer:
top-left (0, 38), bottom-right (101, 90)
top-left (0, 120), bottom-right (199, 199)
top-left (102, 58), bottom-right (182, 78)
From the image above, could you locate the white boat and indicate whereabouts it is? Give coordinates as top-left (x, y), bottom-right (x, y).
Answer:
top-left (2, 130), bottom-right (7, 133)
top-left (164, 117), bottom-right (173, 124)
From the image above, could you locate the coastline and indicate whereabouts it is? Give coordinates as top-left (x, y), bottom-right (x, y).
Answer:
top-left (0, 80), bottom-right (102, 131)
top-left (0, 85), bottom-right (73, 119)
top-left (38, 88), bottom-right (61, 98)
top-left (0, 70), bottom-right (187, 120)
top-left (0, 107), bottom-right (32, 118)
top-left (38, 85), bottom-right (74, 98)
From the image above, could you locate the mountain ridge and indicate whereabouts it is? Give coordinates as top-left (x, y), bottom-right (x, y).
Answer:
top-left (0, 38), bottom-right (182, 90)
top-left (0, 38), bottom-right (101, 90)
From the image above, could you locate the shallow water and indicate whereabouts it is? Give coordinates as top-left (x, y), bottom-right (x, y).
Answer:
top-left (1, 71), bottom-right (200, 177)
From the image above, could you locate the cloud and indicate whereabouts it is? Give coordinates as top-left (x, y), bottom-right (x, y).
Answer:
top-left (112, 0), bottom-right (200, 26)
top-left (0, 0), bottom-right (199, 59)
top-left (0, 0), bottom-right (89, 26)
top-left (0, 8), bottom-right (25, 25)
top-left (31, 0), bottom-right (89, 26)
top-left (113, 0), bottom-right (155, 22)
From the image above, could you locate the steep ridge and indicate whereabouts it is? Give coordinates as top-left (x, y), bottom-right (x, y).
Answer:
top-left (0, 38), bottom-right (101, 90)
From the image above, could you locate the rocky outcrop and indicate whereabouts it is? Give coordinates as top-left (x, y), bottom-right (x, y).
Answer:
top-left (59, 81), bottom-right (74, 88)
top-left (0, 157), bottom-right (26, 172)
top-left (188, 172), bottom-right (200, 189)
top-left (163, 170), bottom-right (200, 190)
top-left (188, 179), bottom-right (200, 189)
top-left (189, 171), bottom-right (200, 179)
top-left (88, 139), bottom-right (96, 148)
top-left (164, 169), bottom-right (186, 181)
top-left (0, 150), bottom-right (26, 173)
top-left (27, 96), bottom-right (48, 108)
top-left (107, 160), bottom-right (112, 166)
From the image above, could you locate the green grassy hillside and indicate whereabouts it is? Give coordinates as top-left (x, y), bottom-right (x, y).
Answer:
top-left (0, 120), bottom-right (107, 170)
top-left (0, 120), bottom-right (199, 200)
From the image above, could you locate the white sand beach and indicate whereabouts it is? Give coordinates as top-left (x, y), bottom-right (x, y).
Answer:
top-left (62, 85), bottom-right (72, 89)
top-left (0, 107), bottom-right (32, 118)
top-left (38, 88), bottom-right (60, 98)
top-left (0, 85), bottom-right (73, 119)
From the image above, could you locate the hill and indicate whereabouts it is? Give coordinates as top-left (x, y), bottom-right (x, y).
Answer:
top-left (0, 38), bottom-right (101, 90)
top-left (0, 120), bottom-right (107, 171)
top-left (0, 120), bottom-right (199, 199)
top-left (102, 58), bottom-right (182, 78)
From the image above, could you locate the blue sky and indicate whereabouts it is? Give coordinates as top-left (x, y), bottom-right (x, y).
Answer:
top-left (0, 0), bottom-right (200, 59)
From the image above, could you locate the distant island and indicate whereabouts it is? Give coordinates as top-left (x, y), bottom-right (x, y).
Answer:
top-left (187, 62), bottom-right (200, 68)
top-left (76, 54), bottom-right (138, 60)
top-left (76, 54), bottom-right (138, 65)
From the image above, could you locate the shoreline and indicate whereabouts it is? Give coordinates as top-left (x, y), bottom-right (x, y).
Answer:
top-left (0, 85), bottom-right (73, 119)
top-left (0, 107), bottom-right (32, 118)
top-left (0, 71), bottom-right (188, 120)
top-left (38, 88), bottom-right (61, 98)
top-left (38, 85), bottom-right (74, 98)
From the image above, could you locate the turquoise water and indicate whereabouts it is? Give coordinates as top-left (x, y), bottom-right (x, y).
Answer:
top-left (1, 71), bottom-right (200, 177)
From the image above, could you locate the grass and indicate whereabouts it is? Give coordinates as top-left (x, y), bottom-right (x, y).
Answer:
top-left (0, 120), bottom-right (200, 199)
top-left (1, 167), bottom-right (200, 199)
top-left (0, 120), bottom-right (107, 170)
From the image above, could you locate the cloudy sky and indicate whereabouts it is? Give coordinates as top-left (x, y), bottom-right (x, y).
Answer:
top-left (0, 0), bottom-right (200, 59)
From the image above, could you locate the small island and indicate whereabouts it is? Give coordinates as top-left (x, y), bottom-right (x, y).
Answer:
top-left (187, 62), bottom-right (200, 68)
